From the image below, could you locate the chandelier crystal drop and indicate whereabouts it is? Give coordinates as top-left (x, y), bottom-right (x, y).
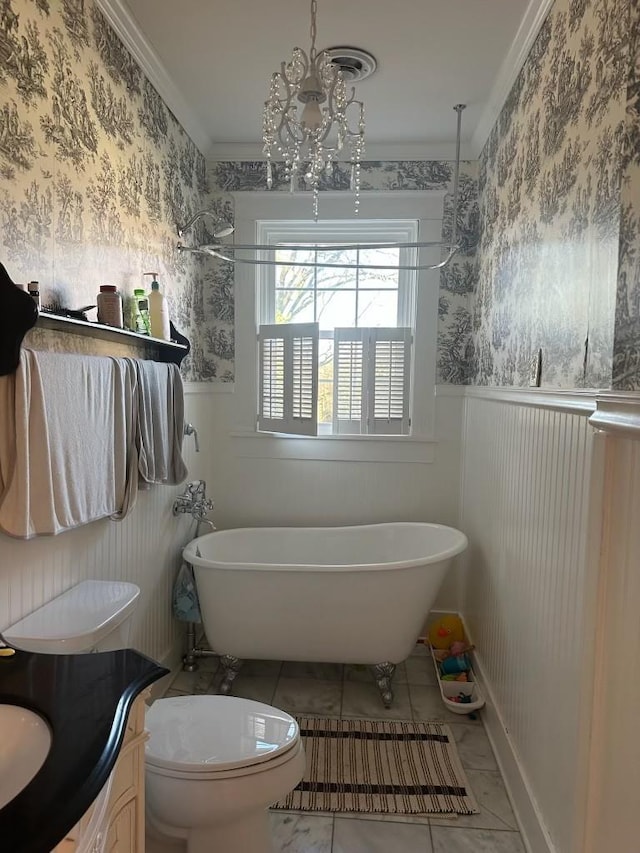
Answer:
top-left (262, 0), bottom-right (366, 219)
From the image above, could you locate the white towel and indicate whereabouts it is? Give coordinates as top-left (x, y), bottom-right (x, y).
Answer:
top-left (129, 359), bottom-right (188, 486)
top-left (0, 349), bottom-right (138, 538)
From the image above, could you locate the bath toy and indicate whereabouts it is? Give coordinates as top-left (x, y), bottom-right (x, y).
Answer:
top-left (427, 614), bottom-right (466, 649)
top-left (440, 654), bottom-right (470, 675)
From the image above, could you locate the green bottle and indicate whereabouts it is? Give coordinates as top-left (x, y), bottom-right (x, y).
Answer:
top-left (133, 288), bottom-right (150, 335)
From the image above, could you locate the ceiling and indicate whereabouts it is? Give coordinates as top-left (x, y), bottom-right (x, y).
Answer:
top-left (109, 0), bottom-right (544, 159)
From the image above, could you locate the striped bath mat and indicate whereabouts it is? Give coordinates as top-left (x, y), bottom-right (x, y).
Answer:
top-left (273, 717), bottom-right (478, 815)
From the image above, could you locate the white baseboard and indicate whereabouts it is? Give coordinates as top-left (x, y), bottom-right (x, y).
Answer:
top-left (427, 609), bottom-right (554, 853)
top-left (459, 614), bottom-right (556, 853)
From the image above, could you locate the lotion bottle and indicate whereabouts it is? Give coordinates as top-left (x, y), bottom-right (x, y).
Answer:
top-left (145, 272), bottom-right (170, 340)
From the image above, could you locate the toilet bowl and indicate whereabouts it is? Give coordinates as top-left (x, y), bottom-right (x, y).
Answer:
top-left (144, 694), bottom-right (306, 853)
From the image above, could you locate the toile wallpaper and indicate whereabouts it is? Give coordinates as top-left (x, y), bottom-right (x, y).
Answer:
top-left (208, 158), bottom-right (479, 385)
top-left (0, 0), bottom-right (215, 382)
top-left (613, 0), bottom-right (640, 390)
top-left (472, 0), bottom-right (632, 388)
top-left (4, 0), bottom-right (638, 390)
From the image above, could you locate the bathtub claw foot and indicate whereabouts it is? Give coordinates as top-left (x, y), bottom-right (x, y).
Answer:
top-left (219, 655), bottom-right (242, 694)
top-left (371, 662), bottom-right (396, 708)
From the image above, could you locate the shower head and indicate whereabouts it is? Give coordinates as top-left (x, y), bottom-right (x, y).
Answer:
top-left (177, 210), bottom-right (235, 239)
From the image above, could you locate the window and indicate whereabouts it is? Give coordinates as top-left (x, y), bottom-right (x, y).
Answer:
top-left (232, 190), bottom-right (444, 457)
top-left (257, 220), bottom-right (417, 436)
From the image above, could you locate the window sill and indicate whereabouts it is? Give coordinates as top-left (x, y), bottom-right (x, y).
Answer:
top-left (229, 430), bottom-right (436, 463)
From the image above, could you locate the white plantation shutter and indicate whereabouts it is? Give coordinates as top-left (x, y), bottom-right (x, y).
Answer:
top-left (333, 334), bottom-right (365, 434)
top-left (370, 328), bottom-right (412, 434)
top-left (333, 327), bottom-right (411, 435)
top-left (258, 323), bottom-right (319, 435)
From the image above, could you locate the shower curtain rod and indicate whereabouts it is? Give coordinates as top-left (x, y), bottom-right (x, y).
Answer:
top-left (177, 243), bottom-right (459, 271)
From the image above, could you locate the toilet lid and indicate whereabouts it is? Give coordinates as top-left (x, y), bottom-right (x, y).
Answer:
top-left (145, 695), bottom-right (299, 773)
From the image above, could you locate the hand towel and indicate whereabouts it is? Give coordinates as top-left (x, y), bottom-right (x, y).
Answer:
top-left (129, 359), bottom-right (188, 485)
top-left (0, 349), bottom-right (138, 538)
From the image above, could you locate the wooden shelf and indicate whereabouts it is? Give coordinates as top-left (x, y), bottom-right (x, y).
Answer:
top-left (35, 312), bottom-right (190, 366)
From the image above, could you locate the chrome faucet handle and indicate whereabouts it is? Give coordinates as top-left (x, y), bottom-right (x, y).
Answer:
top-left (184, 422), bottom-right (199, 452)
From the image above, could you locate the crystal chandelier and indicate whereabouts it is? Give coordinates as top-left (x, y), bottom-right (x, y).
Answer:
top-left (262, 0), bottom-right (366, 219)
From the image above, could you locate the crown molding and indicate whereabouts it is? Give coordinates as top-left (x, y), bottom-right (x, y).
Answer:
top-left (96, 0), bottom-right (551, 165)
top-left (207, 141), bottom-right (475, 163)
top-left (471, 0), bottom-right (554, 157)
top-left (95, 0), bottom-right (211, 155)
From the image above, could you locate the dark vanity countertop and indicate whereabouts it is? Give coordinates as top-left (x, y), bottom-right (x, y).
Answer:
top-left (0, 648), bottom-right (168, 853)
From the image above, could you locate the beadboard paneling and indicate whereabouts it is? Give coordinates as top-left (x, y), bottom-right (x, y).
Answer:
top-left (461, 393), bottom-right (599, 853)
top-left (584, 429), bottom-right (640, 852)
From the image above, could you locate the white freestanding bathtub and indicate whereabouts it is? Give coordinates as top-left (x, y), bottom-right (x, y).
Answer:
top-left (183, 522), bottom-right (467, 706)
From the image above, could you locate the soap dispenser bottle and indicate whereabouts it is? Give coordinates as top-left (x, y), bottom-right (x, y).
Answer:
top-left (145, 272), bottom-right (170, 340)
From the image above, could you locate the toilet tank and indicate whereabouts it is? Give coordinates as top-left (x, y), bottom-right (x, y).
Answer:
top-left (3, 580), bottom-right (140, 654)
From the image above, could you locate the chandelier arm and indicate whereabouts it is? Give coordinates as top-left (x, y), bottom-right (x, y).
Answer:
top-left (344, 102), bottom-right (365, 133)
top-left (271, 81), bottom-right (303, 144)
top-left (280, 113), bottom-right (307, 146)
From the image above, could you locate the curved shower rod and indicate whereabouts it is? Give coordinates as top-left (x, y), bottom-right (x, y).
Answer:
top-left (177, 242), bottom-right (460, 271)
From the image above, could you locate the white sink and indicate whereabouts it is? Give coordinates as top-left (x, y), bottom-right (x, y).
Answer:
top-left (0, 704), bottom-right (52, 809)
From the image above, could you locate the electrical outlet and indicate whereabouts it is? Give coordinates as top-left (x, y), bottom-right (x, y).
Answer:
top-left (528, 348), bottom-right (542, 387)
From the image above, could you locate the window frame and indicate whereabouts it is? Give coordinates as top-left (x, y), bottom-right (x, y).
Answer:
top-left (257, 218), bottom-right (417, 436)
top-left (257, 219), bottom-right (418, 330)
top-left (232, 190), bottom-right (445, 462)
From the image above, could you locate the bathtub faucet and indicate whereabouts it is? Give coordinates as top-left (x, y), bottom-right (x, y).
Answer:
top-left (173, 480), bottom-right (214, 527)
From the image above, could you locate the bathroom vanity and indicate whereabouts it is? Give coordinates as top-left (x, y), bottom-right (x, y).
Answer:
top-left (54, 691), bottom-right (149, 853)
top-left (0, 648), bottom-right (167, 853)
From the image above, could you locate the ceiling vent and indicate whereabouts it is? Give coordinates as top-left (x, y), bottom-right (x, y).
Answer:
top-left (324, 47), bottom-right (377, 83)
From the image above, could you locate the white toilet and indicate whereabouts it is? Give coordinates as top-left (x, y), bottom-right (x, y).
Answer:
top-left (144, 694), bottom-right (305, 853)
top-left (4, 580), bottom-right (305, 853)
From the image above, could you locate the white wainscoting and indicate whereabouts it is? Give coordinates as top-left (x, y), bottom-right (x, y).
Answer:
top-left (582, 398), bottom-right (640, 853)
top-left (460, 388), bottom-right (603, 853)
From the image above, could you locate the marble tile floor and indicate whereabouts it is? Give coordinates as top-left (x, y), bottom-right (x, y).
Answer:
top-left (163, 645), bottom-right (526, 853)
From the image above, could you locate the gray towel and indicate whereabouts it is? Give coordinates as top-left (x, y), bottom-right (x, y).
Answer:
top-left (0, 349), bottom-right (138, 538)
top-left (128, 359), bottom-right (188, 485)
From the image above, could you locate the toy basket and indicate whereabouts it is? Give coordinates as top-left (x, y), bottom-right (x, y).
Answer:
top-left (429, 644), bottom-right (485, 715)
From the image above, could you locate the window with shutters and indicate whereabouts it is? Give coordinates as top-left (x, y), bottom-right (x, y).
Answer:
top-left (257, 219), bottom-right (417, 437)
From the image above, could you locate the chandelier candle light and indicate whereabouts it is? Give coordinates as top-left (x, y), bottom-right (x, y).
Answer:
top-left (262, 0), bottom-right (366, 219)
